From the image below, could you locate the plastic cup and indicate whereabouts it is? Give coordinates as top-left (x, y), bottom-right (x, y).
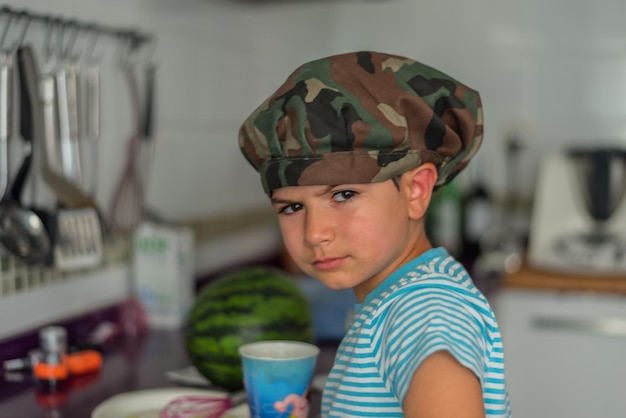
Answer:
top-left (238, 340), bottom-right (320, 418)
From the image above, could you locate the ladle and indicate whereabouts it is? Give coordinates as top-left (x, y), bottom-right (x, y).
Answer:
top-left (0, 150), bottom-right (51, 264)
top-left (0, 46), bottom-right (51, 265)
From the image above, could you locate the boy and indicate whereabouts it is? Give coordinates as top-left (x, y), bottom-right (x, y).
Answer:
top-left (238, 51), bottom-right (511, 417)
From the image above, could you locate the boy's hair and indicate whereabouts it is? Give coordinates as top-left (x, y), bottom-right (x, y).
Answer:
top-left (238, 51), bottom-right (483, 193)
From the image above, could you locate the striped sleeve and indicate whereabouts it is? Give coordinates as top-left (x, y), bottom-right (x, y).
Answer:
top-left (378, 287), bottom-right (487, 401)
top-left (323, 308), bottom-right (405, 417)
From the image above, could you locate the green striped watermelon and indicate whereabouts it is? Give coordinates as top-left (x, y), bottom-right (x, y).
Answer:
top-left (184, 266), bottom-right (314, 391)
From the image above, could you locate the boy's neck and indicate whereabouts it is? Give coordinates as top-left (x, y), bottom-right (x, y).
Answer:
top-left (352, 233), bottom-right (433, 303)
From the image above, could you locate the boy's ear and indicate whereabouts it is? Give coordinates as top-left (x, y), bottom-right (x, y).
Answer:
top-left (403, 163), bottom-right (438, 220)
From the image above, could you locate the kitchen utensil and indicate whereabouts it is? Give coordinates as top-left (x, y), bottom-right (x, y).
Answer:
top-left (221, 404), bottom-right (250, 418)
top-left (53, 206), bottom-right (103, 271)
top-left (91, 388), bottom-right (237, 418)
top-left (140, 61), bottom-right (156, 187)
top-left (570, 148), bottom-right (626, 238)
top-left (0, 150), bottom-right (51, 264)
top-left (18, 39), bottom-right (94, 209)
top-left (40, 22), bottom-right (61, 176)
top-left (109, 63), bottom-right (145, 234)
top-left (0, 12), bottom-right (20, 200)
top-left (18, 44), bottom-right (103, 271)
top-left (84, 48), bottom-right (100, 195)
top-left (0, 49), bottom-right (13, 199)
top-left (556, 148), bottom-right (626, 264)
top-left (56, 54), bottom-right (82, 187)
top-left (161, 394), bottom-right (233, 418)
top-left (51, 33), bottom-right (102, 270)
top-left (39, 69), bottom-right (60, 199)
top-left (85, 57), bottom-right (100, 144)
top-left (528, 146), bottom-right (626, 273)
top-left (0, 46), bottom-right (51, 264)
top-left (18, 44), bottom-right (56, 266)
top-left (17, 40), bottom-right (63, 267)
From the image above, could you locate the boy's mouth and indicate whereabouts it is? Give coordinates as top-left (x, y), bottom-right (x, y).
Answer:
top-left (312, 257), bottom-right (346, 271)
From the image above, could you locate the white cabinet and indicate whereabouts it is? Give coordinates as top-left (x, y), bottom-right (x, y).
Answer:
top-left (493, 288), bottom-right (626, 418)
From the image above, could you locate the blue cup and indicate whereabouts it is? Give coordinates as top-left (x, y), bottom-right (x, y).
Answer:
top-left (239, 340), bottom-right (320, 418)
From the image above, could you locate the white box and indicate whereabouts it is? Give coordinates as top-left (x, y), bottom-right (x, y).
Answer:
top-left (132, 222), bottom-right (195, 329)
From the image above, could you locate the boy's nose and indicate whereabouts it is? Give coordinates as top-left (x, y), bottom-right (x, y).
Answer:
top-left (303, 207), bottom-right (333, 247)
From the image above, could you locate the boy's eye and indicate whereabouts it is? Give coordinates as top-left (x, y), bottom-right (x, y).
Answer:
top-left (332, 190), bottom-right (357, 202)
top-left (278, 203), bottom-right (303, 215)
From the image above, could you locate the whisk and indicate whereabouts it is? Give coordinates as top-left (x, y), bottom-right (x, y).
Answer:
top-left (160, 394), bottom-right (234, 418)
top-left (109, 63), bottom-right (145, 234)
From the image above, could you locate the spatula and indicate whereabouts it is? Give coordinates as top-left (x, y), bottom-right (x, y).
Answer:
top-left (18, 44), bottom-right (103, 271)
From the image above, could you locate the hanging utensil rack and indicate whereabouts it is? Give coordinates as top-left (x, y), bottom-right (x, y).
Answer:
top-left (0, 5), bottom-right (153, 50)
top-left (0, 6), bottom-right (155, 296)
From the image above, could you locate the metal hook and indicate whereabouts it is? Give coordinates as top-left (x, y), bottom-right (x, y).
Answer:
top-left (142, 37), bottom-right (157, 67)
top-left (84, 27), bottom-right (103, 64)
top-left (16, 13), bottom-right (31, 46)
top-left (0, 14), bottom-right (17, 53)
top-left (0, 5), bottom-right (153, 61)
top-left (53, 20), bottom-right (79, 62)
top-left (117, 35), bottom-right (137, 68)
top-left (55, 19), bottom-right (65, 61)
top-left (42, 19), bottom-right (56, 65)
top-left (62, 21), bottom-right (81, 62)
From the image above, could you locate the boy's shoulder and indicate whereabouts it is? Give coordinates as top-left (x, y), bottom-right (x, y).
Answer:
top-left (392, 247), bottom-right (471, 290)
top-left (366, 248), bottom-right (488, 311)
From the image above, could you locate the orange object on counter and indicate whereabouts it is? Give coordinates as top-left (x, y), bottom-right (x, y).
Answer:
top-left (33, 362), bottom-right (69, 382)
top-left (66, 350), bottom-right (103, 375)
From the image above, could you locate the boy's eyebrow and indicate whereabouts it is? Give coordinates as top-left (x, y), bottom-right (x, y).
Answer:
top-left (270, 186), bottom-right (336, 205)
top-left (270, 196), bottom-right (293, 205)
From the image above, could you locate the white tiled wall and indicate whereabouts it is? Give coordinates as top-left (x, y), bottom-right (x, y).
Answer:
top-left (2, 0), bottom-right (625, 339)
top-left (5, 0), bottom-right (626, 367)
top-left (6, 0), bottom-right (626, 263)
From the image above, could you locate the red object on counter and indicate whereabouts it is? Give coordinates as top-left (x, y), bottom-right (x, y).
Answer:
top-left (32, 349), bottom-right (102, 383)
top-left (34, 364), bottom-right (101, 412)
top-left (33, 361), bottom-right (69, 382)
top-left (35, 386), bottom-right (70, 409)
top-left (1, 330), bottom-right (335, 418)
top-left (66, 350), bottom-right (102, 375)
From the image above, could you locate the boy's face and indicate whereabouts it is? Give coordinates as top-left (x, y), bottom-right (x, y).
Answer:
top-left (271, 176), bottom-right (430, 302)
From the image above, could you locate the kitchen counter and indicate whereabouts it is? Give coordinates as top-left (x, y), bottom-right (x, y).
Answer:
top-left (503, 262), bottom-right (626, 293)
top-left (0, 329), bottom-right (337, 418)
top-left (496, 262), bottom-right (626, 418)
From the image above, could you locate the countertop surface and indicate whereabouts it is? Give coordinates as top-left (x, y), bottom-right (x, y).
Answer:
top-left (0, 329), bottom-right (337, 418)
top-left (504, 261), bottom-right (626, 293)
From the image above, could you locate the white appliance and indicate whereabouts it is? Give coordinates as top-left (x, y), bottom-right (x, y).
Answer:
top-left (528, 148), bottom-right (626, 274)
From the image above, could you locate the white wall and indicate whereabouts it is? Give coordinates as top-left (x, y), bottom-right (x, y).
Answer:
top-left (2, 0), bottom-right (626, 344)
top-left (324, 0), bottom-right (626, 196)
top-left (6, 0), bottom-right (626, 261)
top-left (7, 0), bottom-right (335, 223)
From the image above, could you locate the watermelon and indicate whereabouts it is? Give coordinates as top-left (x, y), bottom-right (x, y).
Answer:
top-left (184, 266), bottom-right (314, 391)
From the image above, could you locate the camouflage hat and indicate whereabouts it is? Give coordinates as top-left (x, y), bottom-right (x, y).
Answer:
top-left (238, 51), bottom-right (483, 193)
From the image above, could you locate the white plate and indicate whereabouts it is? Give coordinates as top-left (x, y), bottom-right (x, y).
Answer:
top-left (165, 366), bottom-right (212, 387)
top-left (91, 387), bottom-right (230, 418)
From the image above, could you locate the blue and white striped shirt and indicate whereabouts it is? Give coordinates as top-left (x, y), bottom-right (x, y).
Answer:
top-left (321, 247), bottom-right (511, 417)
